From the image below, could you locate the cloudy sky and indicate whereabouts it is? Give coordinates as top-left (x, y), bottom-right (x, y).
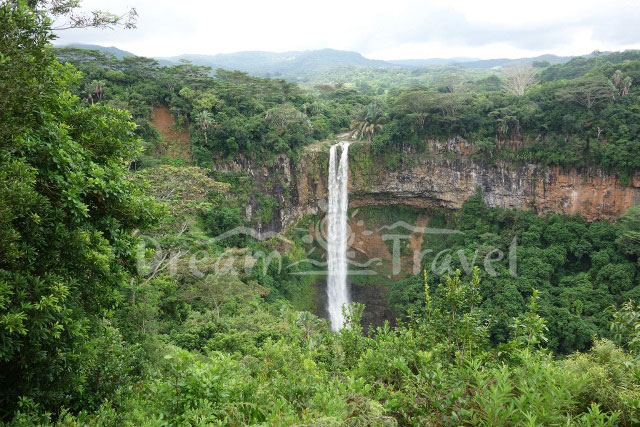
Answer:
top-left (52, 0), bottom-right (640, 60)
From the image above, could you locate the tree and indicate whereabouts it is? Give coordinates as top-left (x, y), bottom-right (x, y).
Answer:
top-left (393, 89), bottom-right (432, 129)
top-left (85, 79), bottom-right (105, 104)
top-left (195, 110), bottom-right (214, 145)
top-left (615, 205), bottom-right (640, 257)
top-left (489, 106), bottom-right (522, 141)
top-left (182, 275), bottom-right (268, 319)
top-left (264, 104), bottom-right (313, 152)
top-left (437, 73), bottom-right (467, 93)
top-left (556, 77), bottom-right (615, 109)
top-left (431, 91), bottom-right (469, 122)
top-left (30, 0), bottom-right (138, 30)
top-left (0, 2), bottom-right (160, 415)
top-left (611, 300), bottom-right (640, 355)
top-left (350, 102), bottom-right (386, 141)
top-left (264, 104), bottom-right (309, 129)
top-left (611, 69), bottom-right (633, 97)
top-left (0, 1), bottom-right (55, 145)
top-left (420, 268), bottom-right (488, 363)
top-left (502, 65), bottom-right (537, 96)
top-left (510, 289), bottom-right (548, 351)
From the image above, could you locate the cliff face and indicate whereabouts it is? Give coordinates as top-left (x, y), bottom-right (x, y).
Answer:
top-left (213, 139), bottom-right (640, 231)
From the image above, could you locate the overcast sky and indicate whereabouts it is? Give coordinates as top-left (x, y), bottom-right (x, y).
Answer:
top-left (52, 0), bottom-right (640, 60)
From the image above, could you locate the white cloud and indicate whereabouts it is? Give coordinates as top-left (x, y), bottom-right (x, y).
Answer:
top-left (52, 0), bottom-right (640, 59)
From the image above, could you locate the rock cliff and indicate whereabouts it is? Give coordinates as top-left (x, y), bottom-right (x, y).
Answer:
top-left (212, 139), bottom-right (640, 231)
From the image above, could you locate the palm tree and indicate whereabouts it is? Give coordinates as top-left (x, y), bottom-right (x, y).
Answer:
top-left (350, 103), bottom-right (386, 141)
top-left (195, 110), bottom-right (214, 145)
top-left (86, 80), bottom-right (106, 104)
top-left (295, 311), bottom-right (325, 348)
top-left (612, 70), bottom-right (633, 97)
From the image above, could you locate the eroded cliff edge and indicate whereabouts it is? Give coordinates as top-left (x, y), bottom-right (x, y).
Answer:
top-left (212, 139), bottom-right (640, 232)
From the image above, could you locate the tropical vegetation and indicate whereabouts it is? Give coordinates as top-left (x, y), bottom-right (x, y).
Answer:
top-left (2, 1), bottom-right (640, 425)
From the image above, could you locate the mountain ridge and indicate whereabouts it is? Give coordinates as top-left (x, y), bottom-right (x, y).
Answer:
top-left (58, 43), bottom-right (137, 59)
top-left (158, 48), bottom-right (393, 76)
top-left (55, 44), bottom-right (583, 76)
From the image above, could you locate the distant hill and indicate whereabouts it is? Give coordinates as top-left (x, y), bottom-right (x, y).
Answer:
top-left (56, 43), bottom-right (136, 59)
top-left (381, 55), bottom-right (574, 69)
top-left (53, 44), bottom-right (589, 78)
top-left (158, 49), bottom-right (394, 77)
top-left (159, 50), bottom-right (577, 75)
top-left (388, 57), bottom-right (479, 67)
top-left (457, 54), bottom-right (572, 69)
top-left (539, 50), bottom-right (640, 81)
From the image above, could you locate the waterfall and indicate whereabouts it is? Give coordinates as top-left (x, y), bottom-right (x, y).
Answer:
top-left (327, 141), bottom-right (351, 331)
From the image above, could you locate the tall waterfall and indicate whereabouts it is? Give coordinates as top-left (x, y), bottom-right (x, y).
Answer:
top-left (327, 141), bottom-right (351, 331)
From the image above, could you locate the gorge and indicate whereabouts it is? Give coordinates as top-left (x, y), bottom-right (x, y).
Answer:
top-left (208, 136), bottom-right (640, 336)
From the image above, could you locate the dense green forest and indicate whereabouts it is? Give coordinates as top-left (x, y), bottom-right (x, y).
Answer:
top-left (370, 52), bottom-right (640, 182)
top-left (55, 44), bottom-right (640, 181)
top-left (383, 197), bottom-right (640, 354)
top-left (3, 1), bottom-right (640, 425)
top-left (52, 47), bottom-right (362, 162)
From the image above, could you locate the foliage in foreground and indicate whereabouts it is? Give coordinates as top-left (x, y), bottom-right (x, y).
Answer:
top-left (0, 1), bottom-right (161, 417)
top-left (7, 267), bottom-right (640, 426)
